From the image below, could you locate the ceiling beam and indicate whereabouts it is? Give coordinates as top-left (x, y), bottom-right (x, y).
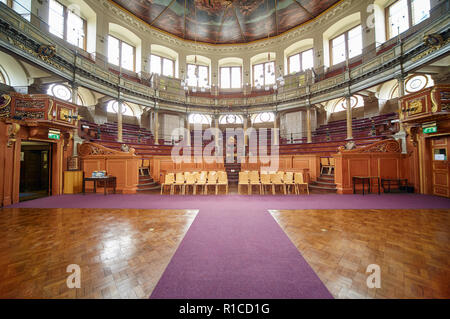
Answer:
top-left (184, 0), bottom-right (187, 39)
top-left (232, 3), bottom-right (246, 43)
top-left (149, 0), bottom-right (176, 26)
top-left (215, 4), bottom-right (230, 44)
top-left (274, 0), bottom-right (278, 35)
top-left (294, 0), bottom-right (314, 18)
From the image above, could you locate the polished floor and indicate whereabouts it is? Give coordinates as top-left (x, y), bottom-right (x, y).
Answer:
top-left (271, 209), bottom-right (450, 299)
top-left (0, 208), bottom-right (197, 298)
top-left (0, 206), bottom-right (449, 299)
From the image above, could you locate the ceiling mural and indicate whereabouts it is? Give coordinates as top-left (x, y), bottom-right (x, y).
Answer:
top-left (110, 0), bottom-right (341, 44)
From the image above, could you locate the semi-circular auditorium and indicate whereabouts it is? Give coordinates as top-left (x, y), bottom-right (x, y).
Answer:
top-left (0, 0), bottom-right (449, 301)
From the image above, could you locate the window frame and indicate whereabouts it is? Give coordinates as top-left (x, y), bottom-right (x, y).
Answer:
top-left (0, 70), bottom-right (6, 84)
top-left (108, 34), bottom-right (136, 72)
top-left (186, 63), bottom-right (210, 88)
top-left (49, 0), bottom-right (87, 50)
top-left (385, 0), bottom-right (430, 40)
top-left (2, 0), bottom-right (31, 21)
top-left (287, 48), bottom-right (314, 74)
top-left (329, 25), bottom-right (362, 66)
top-left (252, 61), bottom-right (276, 87)
top-left (150, 53), bottom-right (175, 77)
top-left (219, 66), bottom-right (242, 89)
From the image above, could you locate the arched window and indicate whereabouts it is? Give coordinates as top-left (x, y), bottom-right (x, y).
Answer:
top-left (49, 0), bottom-right (86, 49)
top-left (387, 0), bottom-right (430, 40)
top-left (188, 113), bottom-right (211, 125)
top-left (107, 100), bottom-right (134, 116)
top-left (252, 112), bottom-right (275, 124)
top-left (330, 25), bottom-right (362, 66)
top-left (332, 95), bottom-right (364, 113)
top-left (288, 49), bottom-right (314, 74)
top-left (150, 54), bottom-right (174, 77)
top-left (219, 114), bottom-right (243, 125)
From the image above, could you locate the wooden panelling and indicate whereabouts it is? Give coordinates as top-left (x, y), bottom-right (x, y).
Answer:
top-left (334, 140), bottom-right (407, 194)
top-left (63, 171), bottom-right (83, 194)
top-left (79, 143), bottom-right (140, 194)
top-left (81, 157), bottom-right (140, 194)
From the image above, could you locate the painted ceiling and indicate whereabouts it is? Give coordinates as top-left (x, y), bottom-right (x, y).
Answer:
top-left (110, 0), bottom-right (341, 44)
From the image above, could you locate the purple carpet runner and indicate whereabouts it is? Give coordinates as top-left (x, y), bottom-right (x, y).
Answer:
top-left (7, 194), bottom-right (450, 298)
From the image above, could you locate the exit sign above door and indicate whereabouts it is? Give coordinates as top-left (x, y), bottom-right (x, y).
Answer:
top-left (423, 126), bottom-right (437, 134)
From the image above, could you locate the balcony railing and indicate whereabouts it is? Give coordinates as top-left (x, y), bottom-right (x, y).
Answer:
top-left (0, 0), bottom-right (449, 112)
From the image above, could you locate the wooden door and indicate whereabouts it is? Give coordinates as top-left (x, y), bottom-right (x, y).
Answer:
top-left (431, 136), bottom-right (450, 198)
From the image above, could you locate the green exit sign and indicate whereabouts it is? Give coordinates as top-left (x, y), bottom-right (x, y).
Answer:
top-left (48, 129), bottom-right (60, 140)
top-left (423, 126), bottom-right (437, 134)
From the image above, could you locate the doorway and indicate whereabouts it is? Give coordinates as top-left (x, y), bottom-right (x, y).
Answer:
top-left (19, 141), bottom-right (52, 202)
top-left (430, 136), bottom-right (450, 198)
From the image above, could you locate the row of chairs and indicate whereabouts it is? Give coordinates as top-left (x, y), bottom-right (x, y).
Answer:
top-left (161, 171), bottom-right (228, 195)
top-left (238, 171), bottom-right (309, 195)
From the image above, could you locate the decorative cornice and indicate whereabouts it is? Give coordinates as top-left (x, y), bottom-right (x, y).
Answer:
top-left (338, 139), bottom-right (401, 154)
top-left (79, 141), bottom-right (136, 157)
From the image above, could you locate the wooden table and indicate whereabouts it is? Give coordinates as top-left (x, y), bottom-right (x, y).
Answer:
top-left (381, 178), bottom-right (408, 193)
top-left (353, 176), bottom-right (380, 195)
top-left (82, 176), bottom-right (117, 195)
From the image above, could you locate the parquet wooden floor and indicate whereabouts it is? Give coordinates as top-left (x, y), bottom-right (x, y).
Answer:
top-left (270, 209), bottom-right (450, 299)
top-left (0, 208), bottom-right (197, 298)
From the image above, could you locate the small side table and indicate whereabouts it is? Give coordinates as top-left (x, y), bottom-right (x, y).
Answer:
top-left (381, 178), bottom-right (408, 193)
top-left (82, 175), bottom-right (117, 195)
top-left (353, 176), bottom-right (380, 195)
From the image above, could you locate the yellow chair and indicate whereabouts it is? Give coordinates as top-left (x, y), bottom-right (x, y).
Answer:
top-left (206, 171), bottom-right (218, 195)
top-left (284, 172), bottom-right (295, 194)
top-left (249, 171), bottom-right (261, 195)
top-left (195, 171), bottom-right (207, 195)
top-left (270, 173), bottom-right (286, 195)
top-left (276, 171), bottom-right (285, 181)
top-left (216, 171), bottom-right (228, 195)
top-left (173, 172), bottom-right (186, 195)
top-left (184, 172), bottom-right (196, 195)
top-left (238, 171), bottom-right (249, 195)
top-left (260, 173), bottom-right (272, 195)
top-left (160, 173), bottom-right (175, 195)
top-left (294, 172), bottom-right (309, 195)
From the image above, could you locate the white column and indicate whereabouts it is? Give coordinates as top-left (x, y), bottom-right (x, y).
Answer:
top-left (117, 101), bottom-right (123, 142)
top-left (71, 85), bottom-right (82, 156)
top-left (153, 110), bottom-right (159, 145)
top-left (346, 95), bottom-right (353, 140)
top-left (210, 58), bottom-right (219, 88)
top-left (306, 106), bottom-right (312, 144)
top-left (185, 114), bottom-right (191, 146)
top-left (273, 112), bottom-right (279, 145)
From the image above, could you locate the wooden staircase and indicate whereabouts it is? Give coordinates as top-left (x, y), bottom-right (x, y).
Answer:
top-left (309, 174), bottom-right (337, 194)
top-left (136, 172), bottom-right (161, 192)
